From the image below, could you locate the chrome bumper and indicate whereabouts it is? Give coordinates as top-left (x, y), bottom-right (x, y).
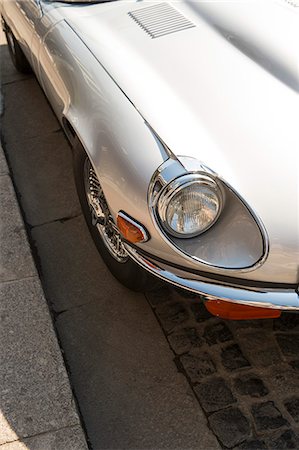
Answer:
top-left (125, 246), bottom-right (299, 311)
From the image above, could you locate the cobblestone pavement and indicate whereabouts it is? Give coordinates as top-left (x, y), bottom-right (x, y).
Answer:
top-left (146, 287), bottom-right (299, 449)
top-left (2, 30), bottom-right (299, 450)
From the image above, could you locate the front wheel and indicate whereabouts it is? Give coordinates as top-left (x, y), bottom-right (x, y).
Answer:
top-left (72, 140), bottom-right (161, 292)
top-left (4, 22), bottom-right (32, 74)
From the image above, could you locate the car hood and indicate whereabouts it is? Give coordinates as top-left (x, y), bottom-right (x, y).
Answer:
top-left (62, 0), bottom-right (299, 282)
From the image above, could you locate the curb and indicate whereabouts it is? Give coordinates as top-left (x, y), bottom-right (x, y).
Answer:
top-left (0, 141), bottom-right (88, 449)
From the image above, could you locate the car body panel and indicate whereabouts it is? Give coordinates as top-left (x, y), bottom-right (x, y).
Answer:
top-left (1, 0), bottom-right (299, 293)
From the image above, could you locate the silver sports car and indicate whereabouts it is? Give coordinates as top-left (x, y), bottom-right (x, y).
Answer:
top-left (1, 0), bottom-right (298, 319)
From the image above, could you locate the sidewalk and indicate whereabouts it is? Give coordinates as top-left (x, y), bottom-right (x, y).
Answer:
top-left (0, 140), bottom-right (88, 448)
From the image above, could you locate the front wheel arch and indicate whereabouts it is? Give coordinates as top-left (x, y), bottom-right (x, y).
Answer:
top-left (72, 137), bottom-right (162, 292)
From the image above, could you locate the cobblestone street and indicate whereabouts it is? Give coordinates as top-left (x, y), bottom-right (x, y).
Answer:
top-left (1, 30), bottom-right (299, 449)
top-left (147, 287), bottom-right (299, 448)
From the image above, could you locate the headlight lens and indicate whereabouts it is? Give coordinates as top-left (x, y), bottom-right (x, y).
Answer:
top-left (157, 175), bottom-right (222, 238)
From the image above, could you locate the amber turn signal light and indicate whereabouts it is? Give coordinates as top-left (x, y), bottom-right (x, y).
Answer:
top-left (117, 212), bottom-right (149, 244)
top-left (205, 299), bottom-right (281, 320)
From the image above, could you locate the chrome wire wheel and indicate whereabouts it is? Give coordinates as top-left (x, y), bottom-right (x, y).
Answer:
top-left (83, 158), bottom-right (128, 263)
top-left (73, 141), bottom-right (162, 292)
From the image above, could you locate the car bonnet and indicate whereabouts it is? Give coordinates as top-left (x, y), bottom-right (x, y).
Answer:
top-left (61, 0), bottom-right (299, 283)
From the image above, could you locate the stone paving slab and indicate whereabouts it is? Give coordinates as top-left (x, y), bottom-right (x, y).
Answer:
top-left (55, 296), bottom-right (220, 449)
top-left (0, 173), bottom-right (36, 282)
top-left (0, 425), bottom-right (87, 450)
top-left (0, 277), bottom-right (84, 444)
top-left (32, 215), bottom-right (120, 312)
top-left (5, 132), bottom-right (81, 226)
top-left (1, 78), bottom-right (60, 145)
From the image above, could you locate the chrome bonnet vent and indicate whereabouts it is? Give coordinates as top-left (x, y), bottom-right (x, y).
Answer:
top-left (128, 3), bottom-right (196, 39)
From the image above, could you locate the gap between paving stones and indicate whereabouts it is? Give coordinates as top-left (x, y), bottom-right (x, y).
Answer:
top-left (0, 424), bottom-right (82, 447)
top-left (29, 213), bottom-right (83, 231)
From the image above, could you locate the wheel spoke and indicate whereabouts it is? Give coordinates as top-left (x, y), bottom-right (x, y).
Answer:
top-left (84, 159), bottom-right (128, 263)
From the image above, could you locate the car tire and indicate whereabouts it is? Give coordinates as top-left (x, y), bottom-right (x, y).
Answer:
top-left (4, 23), bottom-right (32, 74)
top-left (72, 139), bottom-right (162, 292)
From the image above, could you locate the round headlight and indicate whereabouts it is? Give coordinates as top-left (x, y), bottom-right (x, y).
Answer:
top-left (157, 175), bottom-right (222, 238)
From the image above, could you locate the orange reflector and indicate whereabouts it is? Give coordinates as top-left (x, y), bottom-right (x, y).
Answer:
top-left (117, 214), bottom-right (147, 244)
top-left (205, 299), bottom-right (281, 320)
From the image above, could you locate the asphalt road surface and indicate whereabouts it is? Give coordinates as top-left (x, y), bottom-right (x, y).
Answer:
top-left (1, 35), bottom-right (299, 450)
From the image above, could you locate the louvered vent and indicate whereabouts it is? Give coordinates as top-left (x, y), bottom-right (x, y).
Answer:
top-left (128, 3), bottom-right (195, 39)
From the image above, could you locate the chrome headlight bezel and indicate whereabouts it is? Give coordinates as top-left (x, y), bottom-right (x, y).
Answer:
top-left (148, 158), bottom-right (267, 271)
top-left (156, 173), bottom-right (224, 239)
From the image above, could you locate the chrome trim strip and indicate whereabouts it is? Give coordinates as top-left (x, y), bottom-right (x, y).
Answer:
top-left (118, 210), bottom-right (150, 243)
top-left (125, 245), bottom-right (299, 310)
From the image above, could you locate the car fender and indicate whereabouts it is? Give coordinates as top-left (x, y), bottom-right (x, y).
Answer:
top-left (39, 19), bottom-right (169, 239)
